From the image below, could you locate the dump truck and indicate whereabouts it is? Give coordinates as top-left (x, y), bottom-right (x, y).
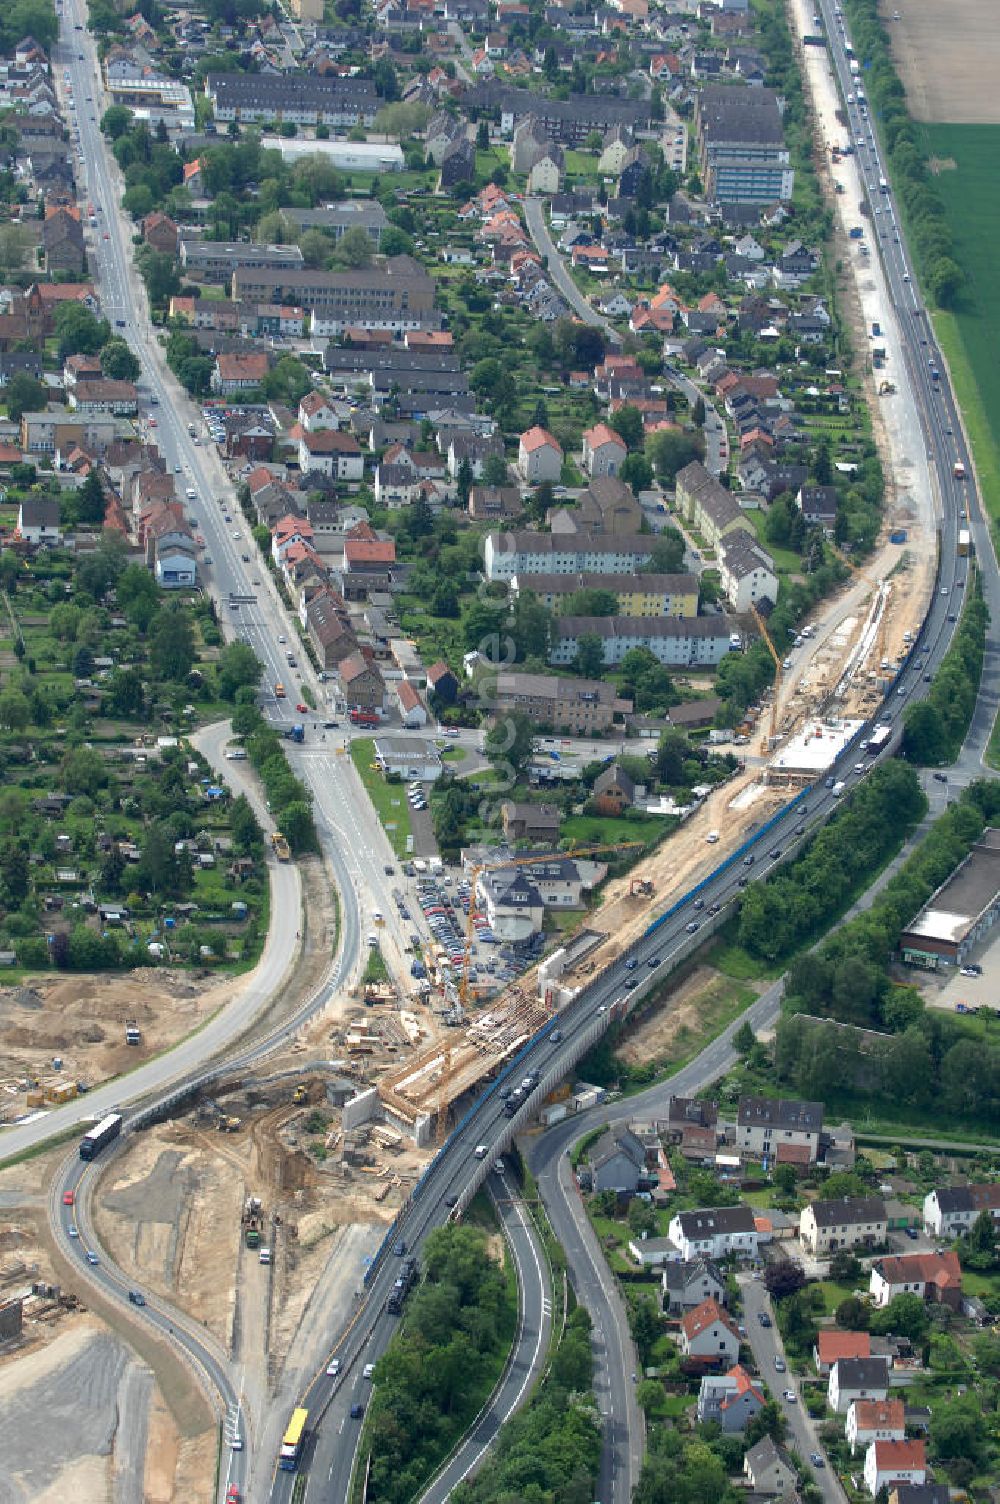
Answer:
top-left (124, 1019), bottom-right (141, 1046)
top-left (271, 832), bottom-right (291, 862)
top-left (242, 1196), bottom-right (263, 1249)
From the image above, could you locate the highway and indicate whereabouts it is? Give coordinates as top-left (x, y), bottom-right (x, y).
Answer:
top-left (26, 4), bottom-right (991, 1502)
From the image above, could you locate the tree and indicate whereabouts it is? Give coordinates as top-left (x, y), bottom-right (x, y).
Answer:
top-left (575, 633), bottom-right (605, 678)
top-left (773, 1162), bottom-right (798, 1196)
top-left (835, 1295), bottom-right (870, 1329)
top-left (54, 302), bottom-right (109, 359)
top-left (482, 454), bottom-right (510, 487)
top-left (0, 686), bottom-right (30, 731)
top-left (609, 404), bottom-right (643, 451)
top-left (648, 530), bottom-right (686, 573)
top-left (217, 641), bottom-right (262, 701)
top-left (870, 1293), bottom-right (928, 1342)
top-left (380, 225), bottom-right (414, 258)
top-left (280, 801), bottom-right (315, 853)
top-left (646, 429), bottom-right (701, 484)
top-left (100, 339), bottom-right (141, 382)
top-left (621, 454), bottom-right (653, 492)
top-left (76, 471), bottom-right (105, 526)
top-left (765, 1259), bottom-right (806, 1299)
top-left (101, 104), bottom-right (134, 139)
top-left (4, 372), bottom-right (47, 422)
top-left (62, 745), bottom-right (108, 796)
top-left (334, 225), bottom-right (374, 269)
top-left (654, 728), bottom-right (688, 785)
top-left (734, 1018), bottom-right (756, 1057)
top-left (150, 607), bottom-right (195, 681)
top-left (117, 563), bottom-right (160, 630)
top-left (961, 1209), bottom-right (997, 1269)
top-left (298, 227), bottom-right (334, 268)
top-left (484, 709), bottom-right (535, 782)
top-left (829, 1249), bottom-right (862, 1283)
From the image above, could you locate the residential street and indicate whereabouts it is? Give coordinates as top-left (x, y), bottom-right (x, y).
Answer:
top-left (739, 1277), bottom-right (846, 1504)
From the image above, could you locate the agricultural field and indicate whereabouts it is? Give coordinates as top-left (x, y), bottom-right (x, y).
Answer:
top-left (920, 124), bottom-right (1000, 528)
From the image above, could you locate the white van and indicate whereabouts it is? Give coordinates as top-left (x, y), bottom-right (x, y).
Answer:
top-left (474, 1144), bottom-right (488, 1159)
top-left (259, 1247), bottom-right (271, 1265)
top-left (706, 830), bottom-right (720, 844)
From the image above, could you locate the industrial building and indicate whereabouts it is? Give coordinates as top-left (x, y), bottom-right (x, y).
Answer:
top-left (899, 829), bottom-right (1000, 970)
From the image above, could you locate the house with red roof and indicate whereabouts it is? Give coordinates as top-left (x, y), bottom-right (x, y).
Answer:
top-left (211, 352), bottom-right (269, 395)
top-left (814, 1330), bottom-right (871, 1374)
top-left (847, 1398), bottom-right (905, 1456)
top-left (869, 1251), bottom-right (963, 1311)
top-left (697, 1364), bottom-right (764, 1433)
top-left (271, 513), bottom-right (314, 566)
top-left (679, 1298), bottom-right (741, 1366)
top-left (863, 1439), bottom-right (926, 1497)
top-left (582, 422), bottom-right (627, 479)
top-left (395, 679), bottom-right (427, 728)
top-left (518, 425), bottom-right (562, 484)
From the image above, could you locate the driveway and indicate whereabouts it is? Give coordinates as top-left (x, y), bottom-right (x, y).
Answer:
top-left (740, 1276), bottom-right (846, 1504)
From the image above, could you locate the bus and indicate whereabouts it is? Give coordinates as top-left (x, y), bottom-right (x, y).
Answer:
top-left (79, 1113), bottom-right (123, 1161)
top-left (278, 1408), bottom-right (308, 1471)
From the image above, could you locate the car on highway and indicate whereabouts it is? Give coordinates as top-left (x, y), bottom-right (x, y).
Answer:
top-left (363, 1363), bottom-right (375, 1379)
top-left (809, 1454), bottom-right (824, 1469)
top-left (960, 965), bottom-right (982, 977)
top-left (295, 702), bottom-right (307, 713)
top-left (326, 1358), bottom-right (341, 1376)
top-left (350, 1403), bottom-right (365, 1419)
top-left (62, 1190), bottom-right (74, 1206)
top-left (783, 1389), bottom-right (796, 1403)
top-left (68, 1225), bottom-right (79, 1238)
top-left (86, 1250), bottom-right (100, 1265)
top-left (933, 772), bottom-right (948, 783)
top-left (225, 1488), bottom-right (241, 1504)
top-left (774, 1356), bottom-right (786, 1372)
top-left (128, 1290), bottom-right (145, 1306)
top-left (757, 1312), bottom-right (772, 1327)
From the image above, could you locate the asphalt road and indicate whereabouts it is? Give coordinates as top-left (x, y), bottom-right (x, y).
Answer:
top-left (416, 1169), bottom-right (552, 1504)
top-left (740, 1277), bottom-right (845, 1504)
top-left (523, 197), bottom-right (619, 341)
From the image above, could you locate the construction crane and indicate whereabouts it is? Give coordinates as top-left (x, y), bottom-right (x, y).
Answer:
top-left (750, 602), bottom-right (782, 749)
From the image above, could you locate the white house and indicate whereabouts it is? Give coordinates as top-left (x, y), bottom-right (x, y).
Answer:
top-left (154, 541), bottom-right (197, 588)
top-left (862, 1440), bottom-right (926, 1498)
top-left (298, 390), bottom-right (340, 431)
top-left (395, 680), bottom-right (427, 729)
top-left (17, 496), bottom-right (62, 545)
top-left (828, 1357), bottom-right (890, 1415)
top-left (298, 430), bottom-right (364, 480)
top-left (718, 534), bottom-right (779, 614)
top-left (679, 1297), bottom-right (741, 1365)
top-left (846, 1398), bottom-right (905, 1456)
top-left (518, 424), bottom-right (563, 484)
top-left (668, 1205), bottom-right (758, 1262)
top-left (581, 422), bottom-right (627, 479)
top-left (923, 1184), bottom-right (1000, 1238)
top-left (868, 1251), bottom-right (962, 1310)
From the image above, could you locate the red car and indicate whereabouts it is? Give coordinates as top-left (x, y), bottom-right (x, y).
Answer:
top-left (62, 1190), bottom-right (74, 1206)
top-left (296, 702), bottom-right (307, 713)
top-left (225, 1488), bottom-right (241, 1504)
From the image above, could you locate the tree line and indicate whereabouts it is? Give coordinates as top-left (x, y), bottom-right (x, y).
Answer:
top-left (365, 1224), bottom-right (517, 1504)
top-left (452, 1306), bottom-right (600, 1504)
top-left (737, 761), bottom-right (926, 961)
top-left (902, 574), bottom-right (987, 764)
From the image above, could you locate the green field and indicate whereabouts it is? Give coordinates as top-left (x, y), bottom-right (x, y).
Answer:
top-left (920, 125), bottom-right (1000, 528)
top-left (349, 738), bottom-right (413, 857)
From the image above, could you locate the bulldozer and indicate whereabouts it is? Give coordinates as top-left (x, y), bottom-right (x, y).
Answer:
top-left (292, 1084), bottom-right (308, 1104)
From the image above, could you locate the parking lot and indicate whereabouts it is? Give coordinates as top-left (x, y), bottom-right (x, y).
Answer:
top-left (394, 861), bottom-right (547, 1007)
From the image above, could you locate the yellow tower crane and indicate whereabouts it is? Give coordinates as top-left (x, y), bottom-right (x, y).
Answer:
top-left (750, 602), bottom-right (783, 749)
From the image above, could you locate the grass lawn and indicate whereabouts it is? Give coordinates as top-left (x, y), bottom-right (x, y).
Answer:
top-left (562, 812), bottom-right (673, 848)
top-left (349, 738), bottom-right (413, 858)
top-left (748, 509), bottom-right (802, 576)
top-left (812, 1280), bottom-right (857, 1315)
top-left (955, 1269), bottom-right (1000, 1300)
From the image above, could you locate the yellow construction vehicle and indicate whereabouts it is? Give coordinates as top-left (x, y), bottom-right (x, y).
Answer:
top-left (292, 1085), bottom-right (307, 1104)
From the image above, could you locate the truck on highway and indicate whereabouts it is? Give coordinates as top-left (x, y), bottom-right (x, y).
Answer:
top-left (879, 175), bottom-right (889, 192)
top-left (278, 1408), bottom-right (308, 1471)
top-left (284, 724), bottom-right (304, 743)
top-left (387, 1256), bottom-right (418, 1315)
top-left (274, 682), bottom-right (286, 698)
top-left (80, 1112), bottom-right (123, 1160)
top-left (865, 725), bottom-right (892, 755)
top-left (849, 226), bottom-right (864, 239)
top-left (832, 780), bottom-right (846, 798)
top-left (849, 57), bottom-right (860, 76)
top-left (958, 528), bottom-right (971, 556)
top-left (954, 460), bottom-right (967, 481)
top-left (271, 832), bottom-right (291, 862)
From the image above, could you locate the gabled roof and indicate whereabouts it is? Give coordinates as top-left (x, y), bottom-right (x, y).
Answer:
top-left (817, 1330), bottom-right (871, 1366)
top-left (868, 1439), bottom-right (926, 1471)
top-left (807, 1195), bottom-right (886, 1227)
top-left (681, 1297), bottom-right (739, 1344)
top-left (852, 1398), bottom-right (904, 1429)
top-left (872, 1251), bottom-right (962, 1290)
top-left (583, 421), bottom-right (627, 452)
top-left (519, 423), bottom-right (562, 454)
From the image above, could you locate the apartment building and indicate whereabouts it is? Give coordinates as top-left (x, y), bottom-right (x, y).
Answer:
top-left (232, 256), bottom-right (435, 336)
top-left (736, 1096), bottom-right (823, 1165)
top-left (484, 528), bottom-right (654, 582)
top-left (549, 614), bottom-right (736, 668)
top-left (675, 460), bottom-right (755, 551)
top-left (487, 670), bottom-right (630, 735)
top-left (695, 85), bottom-right (794, 205)
top-left (205, 72), bottom-right (377, 127)
top-left (799, 1196), bottom-right (887, 1257)
top-left (510, 571), bottom-right (699, 618)
top-left (179, 239), bottom-right (304, 283)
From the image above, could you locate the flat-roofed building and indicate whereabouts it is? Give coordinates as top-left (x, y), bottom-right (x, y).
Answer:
top-left (899, 828), bottom-right (1000, 969)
